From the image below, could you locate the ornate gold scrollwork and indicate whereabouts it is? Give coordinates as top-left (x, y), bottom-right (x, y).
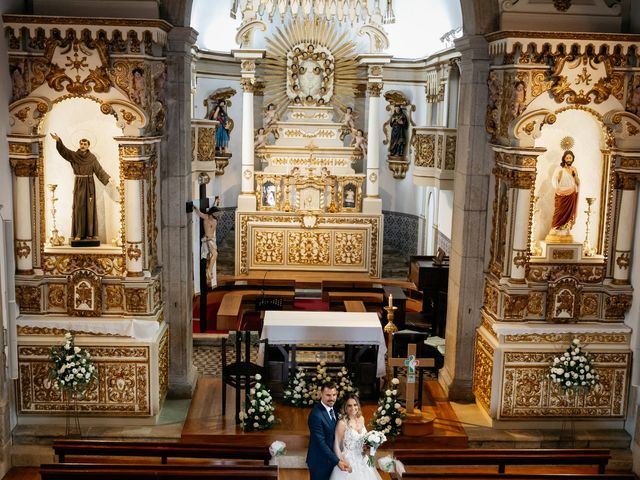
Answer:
top-left (545, 276), bottom-right (582, 323)
top-left (367, 82), bottom-right (383, 97)
top-left (10, 158), bottom-right (38, 177)
top-left (472, 334), bottom-right (494, 414)
top-left (604, 294), bottom-right (632, 319)
top-left (550, 54), bottom-right (613, 105)
top-left (67, 269), bottom-right (102, 317)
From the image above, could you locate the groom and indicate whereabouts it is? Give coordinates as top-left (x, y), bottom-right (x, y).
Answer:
top-left (307, 381), bottom-right (351, 479)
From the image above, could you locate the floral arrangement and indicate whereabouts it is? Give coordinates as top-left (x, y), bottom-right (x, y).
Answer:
top-left (239, 374), bottom-right (276, 431)
top-left (283, 367), bottom-right (315, 407)
top-left (549, 338), bottom-right (599, 392)
top-left (335, 366), bottom-right (358, 400)
top-left (370, 377), bottom-right (404, 437)
top-left (284, 363), bottom-right (358, 407)
top-left (269, 440), bottom-right (287, 457)
top-left (49, 332), bottom-right (97, 396)
top-left (363, 430), bottom-right (387, 467)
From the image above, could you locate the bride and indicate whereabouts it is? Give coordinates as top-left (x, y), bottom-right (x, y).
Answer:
top-left (329, 394), bottom-right (382, 480)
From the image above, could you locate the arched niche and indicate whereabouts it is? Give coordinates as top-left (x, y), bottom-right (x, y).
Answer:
top-left (532, 108), bottom-right (608, 254)
top-left (40, 97), bottom-right (122, 247)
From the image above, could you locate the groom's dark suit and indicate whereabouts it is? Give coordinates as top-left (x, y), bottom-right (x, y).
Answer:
top-left (307, 401), bottom-right (340, 480)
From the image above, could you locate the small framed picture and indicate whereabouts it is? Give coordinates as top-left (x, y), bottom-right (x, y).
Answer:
top-left (255, 174), bottom-right (281, 211)
top-left (338, 177), bottom-right (363, 212)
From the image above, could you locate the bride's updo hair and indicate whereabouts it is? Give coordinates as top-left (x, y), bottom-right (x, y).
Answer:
top-left (339, 393), bottom-right (362, 419)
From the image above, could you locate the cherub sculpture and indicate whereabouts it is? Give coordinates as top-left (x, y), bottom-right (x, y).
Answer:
top-left (352, 129), bottom-right (367, 157)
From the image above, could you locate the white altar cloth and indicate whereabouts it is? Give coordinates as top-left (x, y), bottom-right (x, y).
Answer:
top-left (259, 311), bottom-right (387, 377)
top-left (17, 315), bottom-right (160, 340)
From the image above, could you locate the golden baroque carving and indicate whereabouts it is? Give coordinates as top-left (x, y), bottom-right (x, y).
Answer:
top-left (240, 77), bottom-right (255, 93)
top-left (527, 292), bottom-right (544, 316)
top-left (504, 333), bottom-right (628, 344)
top-left (105, 284), bottom-right (125, 309)
top-left (15, 240), bottom-right (31, 259)
top-left (604, 294), bottom-right (632, 319)
top-left (9, 142), bottom-right (33, 155)
top-left (158, 329), bottom-right (169, 399)
top-left (126, 243), bottom-right (143, 261)
top-left (334, 232), bottom-right (364, 266)
top-left (472, 333), bottom-right (494, 414)
top-left (47, 284), bottom-right (66, 309)
top-left (16, 285), bottom-right (41, 312)
top-left (287, 231), bottom-right (331, 265)
top-left (580, 293), bottom-right (599, 317)
top-left (412, 134), bottom-right (435, 167)
top-left (125, 288), bottom-right (148, 313)
top-left (483, 284), bottom-right (499, 315)
top-left (197, 126), bottom-right (216, 162)
top-left (122, 161), bottom-right (146, 180)
top-left (527, 264), bottom-right (604, 284)
top-left (545, 276), bottom-right (582, 323)
top-left (503, 294), bottom-right (529, 320)
top-left (254, 230), bottom-right (284, 264)
top-left (615, 172), bottom-right (638, 191)
top-left (615, 251), bottom-right (630, 270)
top-left (67, 269), bottom-right (102, 317)
top-left (444, 135), bottom-right (456, 170)
top-left (42, 254), bottom-right (125, 277)
top-left (550, 54), bottom-right (613, 105)
top-left (10, 158), bottom-right (38, 177)
top-left (367, 82), bottom-right (383, 97)
top-left (500, 351), bottom-right (629, 418)
top-left (513, 249), bottom-right (528, 269)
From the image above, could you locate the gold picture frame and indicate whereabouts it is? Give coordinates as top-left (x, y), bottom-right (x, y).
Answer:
top-left (338, 177), bottom-right (363, 212)
top-left (255, 174), bottom-right (281, 211)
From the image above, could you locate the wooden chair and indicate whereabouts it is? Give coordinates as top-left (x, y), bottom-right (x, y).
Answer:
top-left (221, 332), bottom-right (264, 419)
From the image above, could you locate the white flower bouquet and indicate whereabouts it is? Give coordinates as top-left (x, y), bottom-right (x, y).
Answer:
top-left (370, 377), bottom-right (404, 437)
top-left (49, 332), bottom-right (97, 396)
top-left (283, 367), bottom-right (315, 407)
top-left (269, 440), bottom-right (287, 457)
top-left (363, 430), bottom-right (387, 467)
top-left (549, 338), bottom-right (599, 392)
top-left (240, 374), bottom-right (276, 431)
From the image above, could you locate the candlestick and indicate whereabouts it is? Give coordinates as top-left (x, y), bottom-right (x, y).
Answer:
top-left (583, 197), bottom-right (596, 257)
top-left (388, 293), bottom-right (393, 308)
top-left (48, 184), bottom-right (65, 246)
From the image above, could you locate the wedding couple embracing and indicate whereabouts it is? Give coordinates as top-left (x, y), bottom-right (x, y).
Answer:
top-left (306, 381), bottom-right (382, 480)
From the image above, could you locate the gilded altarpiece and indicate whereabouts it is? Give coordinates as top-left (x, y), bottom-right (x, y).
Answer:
top-left (473, 32), bottom-right (640, 423)
top-left (5, 16), bottom-right (169, 419)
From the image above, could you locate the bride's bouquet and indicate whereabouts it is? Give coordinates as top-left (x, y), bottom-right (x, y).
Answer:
top-left (363, 430), bottom-right (387, 467)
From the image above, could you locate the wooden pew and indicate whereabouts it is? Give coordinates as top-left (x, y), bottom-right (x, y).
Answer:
top-left (52, 439), bottom-right (272, 465)
top-left (344, 300), bottom-right (367, 312)
top-left (392, 449), bottom-right (612, 477)
top-left (399, 474), bottom-right (635, 480)
top-left (40, 463), bottom-right (278, 479)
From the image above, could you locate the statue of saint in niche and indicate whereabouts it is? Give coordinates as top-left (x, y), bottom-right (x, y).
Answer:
top-left (549, 150), bottom-right (580, 239)
top-left (388, 105), bottom-right (409, 157)
top-left (50, 133), bottom-right (117, 244)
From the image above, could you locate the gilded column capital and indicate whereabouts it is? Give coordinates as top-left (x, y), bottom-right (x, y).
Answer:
top-left (615, 172), bottom-right (638, 190)
top-left (510, 170), bottom-right (537, 189)
top-left (10, 158), bottom-right (38, 177)
top-left (122, 161), bottom-right (147, 180)
top-left (367, 82), bottom-right (383, 97)
top-left (240, 78), bottom-right (256, 93)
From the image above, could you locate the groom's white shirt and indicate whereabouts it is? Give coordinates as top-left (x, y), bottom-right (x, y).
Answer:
top-left (320, 401), bottom-right (334, 417)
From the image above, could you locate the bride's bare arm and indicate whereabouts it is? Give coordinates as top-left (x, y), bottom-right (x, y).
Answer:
top-left (333, 419), bottom-right (346, 459)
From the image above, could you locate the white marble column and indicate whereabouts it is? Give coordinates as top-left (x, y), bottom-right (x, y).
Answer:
top-left (123, 161), bottom-right (145, 277)
top-left (366, 83), bottom-right (382, 198)
top-left (358, 54), bottom-right (391, 214)
top-left (613, 174), bottom-right (638, 284)
top-left (9, 158), bottom-right (37, 274)
top-left (510, 186), bottom-right (532, 282)
top-left (233, 50), bottom-right (265, 212)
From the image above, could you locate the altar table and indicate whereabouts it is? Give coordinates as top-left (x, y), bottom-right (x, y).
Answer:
top-left (259, 310), bottom-right (387, 377)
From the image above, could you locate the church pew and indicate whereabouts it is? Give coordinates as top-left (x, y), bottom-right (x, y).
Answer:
top-left (392, 449), bottom-right (611, 475)
top-left (399, 474), bottom-right (635, 480)
top-left (52, 439), bottom-right (272, 465)
top-left (40, 463), bottom-right (278, 479)
top-left (344, 300), bottom-right (367, 312)
top-left (216, 289), bottom-right (296, 330)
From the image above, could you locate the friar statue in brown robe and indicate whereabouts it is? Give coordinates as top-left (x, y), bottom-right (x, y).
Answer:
top-left (50, 133), bottom-right (116, 241)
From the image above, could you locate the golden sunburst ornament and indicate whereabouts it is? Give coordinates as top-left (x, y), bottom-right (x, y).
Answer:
top-left (263, 17), bottom-right (358, 117)
top-left (560, 136), bottom-right (575, 151)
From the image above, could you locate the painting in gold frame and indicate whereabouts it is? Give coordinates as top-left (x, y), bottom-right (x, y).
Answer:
top-left (255, 174), bottom-right (281, 211)
top-left (338, 177), bottom-right (363, 212)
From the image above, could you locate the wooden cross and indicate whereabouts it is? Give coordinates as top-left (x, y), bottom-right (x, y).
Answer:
top-left (388, 343), bottom-right (435, 413)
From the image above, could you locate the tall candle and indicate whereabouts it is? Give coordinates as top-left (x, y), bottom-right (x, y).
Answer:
top-left (388, 294), bottom-right (393, 308)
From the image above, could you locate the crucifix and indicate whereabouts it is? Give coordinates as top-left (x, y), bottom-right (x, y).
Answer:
top-left (388, 343), bottom-right (435, 413)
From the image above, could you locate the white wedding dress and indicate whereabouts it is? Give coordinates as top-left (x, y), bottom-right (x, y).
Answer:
top-left (329, 425), bottom-right (382, 480)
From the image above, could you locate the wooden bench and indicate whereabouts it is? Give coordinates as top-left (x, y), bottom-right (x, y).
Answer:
top-left (52, 439), bottom-right (272, 465)
top-left (321, 280), bottom-right (384, 303)
top-left (392, 449), bottom-right (612, 477)
top-left (399, 474), bottom-right (635, 480)
top-left (40, 463), bottom-right (278, 479)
